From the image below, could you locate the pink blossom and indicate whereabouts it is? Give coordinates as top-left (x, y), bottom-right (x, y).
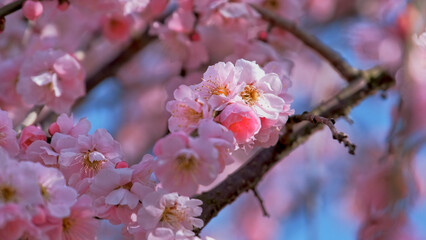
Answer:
top-left (0, 58), bottom-right (25, 108)
top-left (17, 49), bottom-right (86, 113)
top-left (0, 109), bottom-right (19, 157)
top-left (138, 191), bottom-right (203, 234)
top-left (167, 9), bottom-right (196, 34)
top-left (166, 85), bottom-right (209, 134)
top-left (198, 119), bottom-right (235, 172)
top-left (235, 59), bottom-right (286, 120)
top-left (90, 168), bottom-right (146, 211)
top-left (60, 195), bottom-right (100, 240)
top-left (90, 155), bottom-right (155, 223)
top-left (193, 61), bottom-right (243, 110)
top-left (18, 125), bottom-right (46, 151)
top-left (151, 21), bottom-right (209, 70)
top-left (22, 0), bottom-right (44, 21)
top-left (0, 160), bottom-right (43, 206)
top-left (23, 162), bottom-right (77, 218)
top-left (146, 228), bottom-right (196, 240)
top-left (0, 204), bottom-right (38, 240)
top-left (25, 133), bottom-right (76, 166)
top-left (216, 102), bottom-right (261, 145)
top-left (153, 132), bottom-right (220, 195)
top-left (58, 129), bottom-right (123, 190)
top-left (48, 113), bottom-right (91, 137)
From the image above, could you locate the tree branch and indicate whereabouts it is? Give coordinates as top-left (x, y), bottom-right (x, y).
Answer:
top-left (194, 68), bottom-right (395, 233)
top-left (288, 112), bottom-right (356, 154)
top-left (34, 7), bottom-right (175, 127)
top-left (252, 188), bottom-right (270, 217)
top-left (0, 0), bottom-right (25, 19)
top-left (250, 4), bottom-right (362, 83)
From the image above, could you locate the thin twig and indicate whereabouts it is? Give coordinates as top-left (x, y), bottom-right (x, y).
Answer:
top-left (250, 4), bottom-right (362, 83)
top-left (0, 0), bottom-right (25, 19)
top-left (289, 112), bottom-right (356, 154)
top-left (194, 68), bottom-right (395, 233)
top-left (252, 188), bottom-right (270, 217)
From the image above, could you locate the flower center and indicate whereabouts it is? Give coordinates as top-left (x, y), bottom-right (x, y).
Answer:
top-left (180, 105), bottom-right (203, 123)
top-left (176, 153), bottom-right (197, 171)
top-left (160, 203), bottom-right (185, 228)
top-left (211, 85), bottom-right (230, 96)
top-left (264, 0), bottom-right (280, 10)
top-left (62, 217), bottom-right (75, 232)
top-left (240, 85), bottom-right (260, 106)
top-left (0, 185), bottom-right (16, 203)
top-left (82, 150), bottom-right (106, 174)
top-left (122, 182), bottom-right (133, 191)
top-left (40, 185), bottom-right (50, 201)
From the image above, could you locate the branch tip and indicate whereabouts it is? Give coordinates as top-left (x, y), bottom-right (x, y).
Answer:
top-left (252, 188), bottom-right (270, 218)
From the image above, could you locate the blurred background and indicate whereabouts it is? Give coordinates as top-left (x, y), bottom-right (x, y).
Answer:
top-left (2, 0), bottom-right (426, 239)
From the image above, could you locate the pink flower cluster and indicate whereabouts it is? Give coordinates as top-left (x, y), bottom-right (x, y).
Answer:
top-left (157, 59), bottom-right (293, 195)
top-left (0, 110), bottom-right (205, 240)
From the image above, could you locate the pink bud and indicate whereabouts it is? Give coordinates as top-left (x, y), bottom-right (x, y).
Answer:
top-left (48, 122), bottom-right (60, 136)
top-left (258, 31), bottom-right (268, 41)
top-left (216, 103), bottom-right (261, 144)
top-left (19, 125), bottom-right (47, 150)
top-left (22, 0), bottom-right (44, 21)
top-left (190, 32), bottom-right (200, 42)
top-left (31, 207), bottom-right (46, 225)
top-left (57, 0), bottom-right (69, 11)
top-left (102, 16), bottom-right (131, 42)
top-left (115, 161), bottom-right (129, 168)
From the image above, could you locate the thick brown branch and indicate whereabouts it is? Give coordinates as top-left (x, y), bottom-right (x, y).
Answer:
top-left (289, 112), bottom-right (356, 154)
top-left (251, 4), bottom-right (361, 83)
top-left (0, 0), bottom-right (25, 18)
top-left (194, 68), bottom-right (395, 233)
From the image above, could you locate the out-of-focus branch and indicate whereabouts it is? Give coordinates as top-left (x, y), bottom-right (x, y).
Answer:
top-left (194, 68), bottom-right (395, 233)
top-left (34, 30), bottom-right (156, 127)
top-left (35, 7), bottom-right (175, 127)
top-left (288, 112), bottom-right (356, 154)
top-left (251, 4), bottom-right (361, 83)
top-left (0, 0), bottom-right (25, 18)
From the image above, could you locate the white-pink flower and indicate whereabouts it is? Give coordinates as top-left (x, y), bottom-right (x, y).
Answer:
top-left (25, 133), bottom-right (76, 166)
top-left (0, 204), bottom-right (39, 240)
top-left (0, 109), bottom-right (19, 157)
top-left (48, 113), bottom-right (91, 137)
top-left (138, 191), bottom-right (203, 235)
top-left (59, 129), bottom-right (122, 174)
top-left (166, 85), bottom-right (209, 134)
top-left (193, 61), bottom-right (243, 110)
top-left (22, 162), bottom-right (77, 218)
top-left (89, 155), bottom-right (155, 224)
top-left (0, 160), bottom-right (43, 206)
top-left (17, 49), bottom-right (86, 113)
top-left (60, 195), bottom-right (99, 240)
top-left (153, 132), bottom-right (220, 196)
top-left (198, 119), bottom-right (235, 172)
top-left (235, 59), bottom-right (286, 120)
